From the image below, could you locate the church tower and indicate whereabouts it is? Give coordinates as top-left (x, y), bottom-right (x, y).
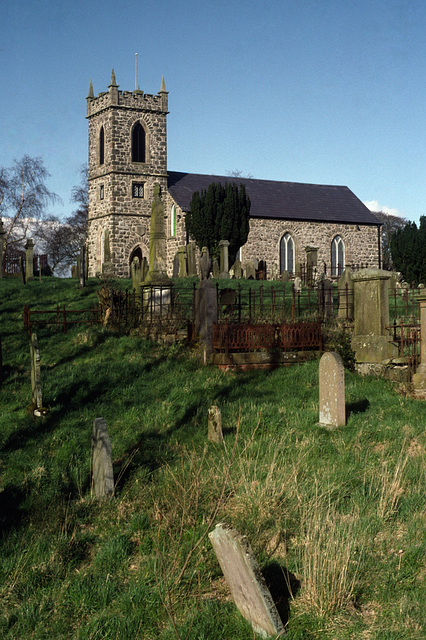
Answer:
top-left (86, 70), bottom-right (169, 277)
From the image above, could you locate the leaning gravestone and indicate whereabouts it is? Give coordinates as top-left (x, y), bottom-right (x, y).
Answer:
top-left (209, 523), bottom-right (285, 638)
top-left (208, 405), bottom-right (224, 444)
top-left (30, 333), bottom-right (44, 415)
top-left (319, 352), bottom-right (346, 429)
top-left (91, 418), bottom-right (115, 498)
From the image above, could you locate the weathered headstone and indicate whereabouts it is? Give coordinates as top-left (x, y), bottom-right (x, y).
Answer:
top-left (187, 242), bottom-right (197, 277)
top-left (172, 252), bottom-right (179, 278)
top-left (412, 293), bottom-right (426, 396)
top-left (208, 405), bottom-right (224, 444)
top-left (91, 418), bottom-right (115, 498)
top-left (281, 269), bottom-right (290, 283)
top-left (194, 279), bottom-right (218, 363)
top-left (101, 230), bottom-right (113, 275)
top-left (131, 256), bottom-right (141, 291)
top-left (212, 256), bottom-right (220, 278)
top-left (141, 256), bottom-right (149, 281)
top-left (337, 268), bottom-right (354, 319)
top-left (30, 333), bottom-right (44, 415)
top-left (233, 258), bottom-right (242, 279)
top-left (79, 245), bottom-right (86, 288)
top-left (208, 523), bottom-right (285, 638)
top-left (199, 246), bottom-right (211, 280)
top-left (219, 240), bottom-right (230, 279)
top-left (351, 268), bottom-right (398, 364)
top-left (293, 276), bottom-right (302, 294)
top-left (319, 351), bottom-right (346, 429)
top-left (178, 246), bottom-right (188, 278)
top-left (71, 265), bottom-right (78, 279)
top-left (244, 260), bottom-right (256, 280)
top-left (25, 238), bottom-right (35, 281)
top-left (319, 277), bottom-right (333, 319)
top-left (145, 183), bottom-right (170, 284)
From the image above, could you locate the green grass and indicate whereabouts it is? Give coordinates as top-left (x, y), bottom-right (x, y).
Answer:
top-left (0, 276), bottom-right (425, 639)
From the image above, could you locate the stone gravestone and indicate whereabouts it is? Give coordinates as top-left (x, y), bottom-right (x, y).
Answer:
top-left (178, 246), bottom-right (188, 278)
top-left (212, 257), bottom-right (220, 278)
top-left (293, 276), bottom-right (302, 294)
top-left (91, 418), bottom-right (115, 499)
top-left (351, 268), bottom-right (398, 367)
top-left (101, 230), bottom-right (113, 276)
top-left (187, 242), bottom-right (198, 277)
top-left (131, 256), bottom-right (141, 291)
top-left (337, 268), bottom-right (354, 319)
top-left (141, 256), bottom-right (149, 282)
top-left (209, 523), bottom-right (285, 638)
top-left (30, 333), bottom-right (44, 415)
top-left (145, 183), bottom-right (170, 284)
top-left (219, 240), bottom-right (230, 279)
top-left (281, 270), bottom-right (290, 283)
top-left (199, 247), bottom-right (211, 280)
top-left (319, 352), bottom-right (346, 429)
top-left (172, 252), bottom-right (180, 278)
top-left (25, 238), bottom-right (35, 281)
top-left (194, 280), bottom-right (218, 363)
top-left (412, 293), bottom-right (426, 396)
top-left (244, 260), bottom-right (256, 280)
top-left (233, 258), bottom-right (242, 279)
top-left (208, 405), bottom-right (224, 444)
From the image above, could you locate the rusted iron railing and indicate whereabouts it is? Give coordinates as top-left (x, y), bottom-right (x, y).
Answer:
top-left (387, 318), bottom-right (421, 372)
top-left (212, 320), bottom-right (322, 353)
top-left (23, 305), bottom-right (101, 334)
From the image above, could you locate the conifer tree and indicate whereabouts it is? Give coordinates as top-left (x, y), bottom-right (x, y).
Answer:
top-left (391, 216), bottom-right (426, 284)
top-left (186, 182), bottom-right (250, 266)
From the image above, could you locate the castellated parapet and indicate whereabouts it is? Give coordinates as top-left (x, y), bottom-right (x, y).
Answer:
top-left (86, 70), bottom-right (170, 277)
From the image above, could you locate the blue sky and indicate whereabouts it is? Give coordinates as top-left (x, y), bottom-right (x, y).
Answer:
top-left (1, 0), bottom-right (425, 224)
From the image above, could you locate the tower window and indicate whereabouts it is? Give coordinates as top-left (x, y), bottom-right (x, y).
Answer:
top-left (132, 122), bottom-right (146, 163)
top-left (99, 126), bottom-right (105, 165)
top-left (99, 184), bottom-right (104, 200)
top-left (280, 232), bottom-right (294, 274)
top-left (132, 182), bottom-right (144, 198)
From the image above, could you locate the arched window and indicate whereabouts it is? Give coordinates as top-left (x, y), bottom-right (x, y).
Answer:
top-left (132, 122), bottom-right (146, 163)
top-left (280, 233), bottom-right (294, 274)
top-left (331, 235), bottom-right (345, 277)
top-left (99, 126), bottom-right (104, 165)
top-left (170, 205), bottom-right (177, 237)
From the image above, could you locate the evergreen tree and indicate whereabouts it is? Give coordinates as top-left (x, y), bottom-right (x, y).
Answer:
top-left (186, 182), bottom-right (250, 266)
top-left (391, 215), bottom-right (426, 284)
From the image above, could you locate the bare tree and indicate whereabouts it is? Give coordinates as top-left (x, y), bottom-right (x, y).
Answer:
top-left (374, 211), bottom-right (408, 271)
top-left (0, 155), bottom-right (60, 250)
top-left (37, 165), bottom-right (88, 275)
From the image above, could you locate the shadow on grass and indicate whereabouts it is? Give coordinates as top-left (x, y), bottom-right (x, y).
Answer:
top-left (346, 398), bottom-right (370, 420)
top-left (262, 562), bottom-right (300, 627)
top-left (0, 485), bottom-right (26, 538)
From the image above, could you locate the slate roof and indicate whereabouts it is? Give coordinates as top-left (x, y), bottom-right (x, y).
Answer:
top-left (167, 171), bottom-right (381, 226)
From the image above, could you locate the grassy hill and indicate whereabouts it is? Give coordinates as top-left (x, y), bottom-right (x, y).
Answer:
top-left (0, 277), bottom-right (425, 639)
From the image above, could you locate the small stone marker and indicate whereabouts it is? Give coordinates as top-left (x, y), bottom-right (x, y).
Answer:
top-left (30, 333), bottom-right (44, 415)
top-left (208, 405), bottom-right (224, 444)
top-left (319, 351), bottom-right (346, 428)
top-left (208, 523), bottom-right (285, 638)
top-left (91, 418), bottom-right (115, 498)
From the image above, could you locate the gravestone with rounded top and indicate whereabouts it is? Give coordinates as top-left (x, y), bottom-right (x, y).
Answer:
top-left (208, 405), bottom-right (224, 444)
top-left (319, 351), bottom-right (346, 429)
top-left (208, 523), bottom-right (285, 638)
top-left (91, 418), bottom-right (115, 498)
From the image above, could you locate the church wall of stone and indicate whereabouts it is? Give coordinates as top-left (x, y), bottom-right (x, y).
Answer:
top-left (241, 219), bottom-right (380, 274)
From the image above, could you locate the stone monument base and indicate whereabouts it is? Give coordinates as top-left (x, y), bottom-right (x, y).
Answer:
top-left (351, 335), bottom-right (398, 364)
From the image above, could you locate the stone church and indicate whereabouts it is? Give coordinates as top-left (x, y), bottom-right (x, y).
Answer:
top-left (86, 70), bottom-right (382, 279)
